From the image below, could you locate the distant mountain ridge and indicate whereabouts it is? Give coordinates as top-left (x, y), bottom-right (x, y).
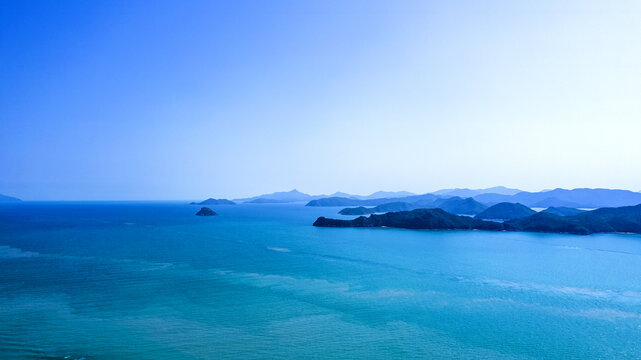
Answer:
top-left (307, 194), bottom-right (440, 207)
top-left (225, 187), bottom-right (641, 208)
top-left (432, 186), bottom-right (522, 197)
top-left (0, 194), bottom-right (21, 202)
top-left (191, 198), bottom-right (236, 205)
top-left (362, 191), bottom-right (416, 199)
top-left (235, 189), bottom-right (317, 203)
top-left (473, 188), bottom-right (641, 208)
top-left (235, 189), bottom-right (417, 203)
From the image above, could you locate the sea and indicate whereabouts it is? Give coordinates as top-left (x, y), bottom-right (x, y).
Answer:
top-left (1, 202), bottom-right (641, 359)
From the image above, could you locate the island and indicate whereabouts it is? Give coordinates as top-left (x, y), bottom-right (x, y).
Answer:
top-left (314, 204), bottom-right (641, 235)
top-left (315, 208), bottom-right (503, 231)
top-left (191, 198), bottom-right (236, 205)
top-left (195, 207), bottom-right (218, 216)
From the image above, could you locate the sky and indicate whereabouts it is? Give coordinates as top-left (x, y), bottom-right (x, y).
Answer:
top-left (1, 0), bottom-right (641, 200)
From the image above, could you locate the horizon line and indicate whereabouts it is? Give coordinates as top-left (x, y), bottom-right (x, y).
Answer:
top-left (3, 186), bottom-right (641, 202)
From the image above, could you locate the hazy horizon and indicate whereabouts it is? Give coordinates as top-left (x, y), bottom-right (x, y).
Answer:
top-left (2, 1), bottom-right (641, 200)
top-left (3, 186), bottom-right (641, 202)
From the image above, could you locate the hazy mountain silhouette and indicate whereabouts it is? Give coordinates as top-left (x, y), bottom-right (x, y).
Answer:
top-left (190, 198), bottom-right (236, 205)
top-left (236, 189), bottom-right (417, 204)
top-left (363, 191), bottom-right (416, 199)
top-left (0, 194), bottom-right (21, 202)
top-left (474, 188), bottom-right (641, 208)
top-left (432, 186), bottom-right (522, 197)
top-left (236, 189), bottom-right (317, 203)
top-left (307, 194), bottom-right (440, 207)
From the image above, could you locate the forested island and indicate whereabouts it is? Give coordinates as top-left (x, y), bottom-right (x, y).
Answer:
top-left (314, 204), bottom-right (641, 235)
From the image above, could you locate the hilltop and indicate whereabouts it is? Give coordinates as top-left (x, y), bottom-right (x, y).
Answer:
top-left (474, 202), bottom-right (536, 221)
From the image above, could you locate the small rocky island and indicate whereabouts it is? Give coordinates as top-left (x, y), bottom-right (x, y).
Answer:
top-left (195, 207), bottom-right (218, 216)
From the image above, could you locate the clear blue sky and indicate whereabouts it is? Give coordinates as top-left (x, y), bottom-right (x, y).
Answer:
top-left (2, 0), bottom-right (641, 200)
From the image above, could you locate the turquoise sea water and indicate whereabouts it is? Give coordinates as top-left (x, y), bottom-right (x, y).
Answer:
top-left (1, 202), bottom-right (641, 359)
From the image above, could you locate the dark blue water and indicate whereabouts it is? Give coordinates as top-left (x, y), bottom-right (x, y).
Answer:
top-left (1, 202), bottom-right (641, 359)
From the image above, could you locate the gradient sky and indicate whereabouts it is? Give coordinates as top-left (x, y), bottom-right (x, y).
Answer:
top-left (2, 0), bottom-right (641, 200)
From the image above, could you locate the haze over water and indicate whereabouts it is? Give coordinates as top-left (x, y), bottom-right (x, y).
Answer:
top-left (2, 202), bottom-right (641, 359)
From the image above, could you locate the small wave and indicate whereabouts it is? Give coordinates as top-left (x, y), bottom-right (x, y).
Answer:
top-left (470, 296), bottom-right (641, 322)
top-left (478, 278), bottom-right (641, 303)
top-left (206, 267), bottom-right (431, 301)
top-left (62, 355), bottom-right (88, 360)
top-left (267, 247), bottom-right (291, 253)
top-left (0, 245), bottom-right (39, 259)
top-left (472, 297), bottom-right (521, 305)
top-left (552, 244), bottom-right (637, 256)
top-left (553, 245), bottom-right (581, 250)
top-left (138, 262), bottom-right (174, 271)
top-left (576, 308), bottom-right (641, 321)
